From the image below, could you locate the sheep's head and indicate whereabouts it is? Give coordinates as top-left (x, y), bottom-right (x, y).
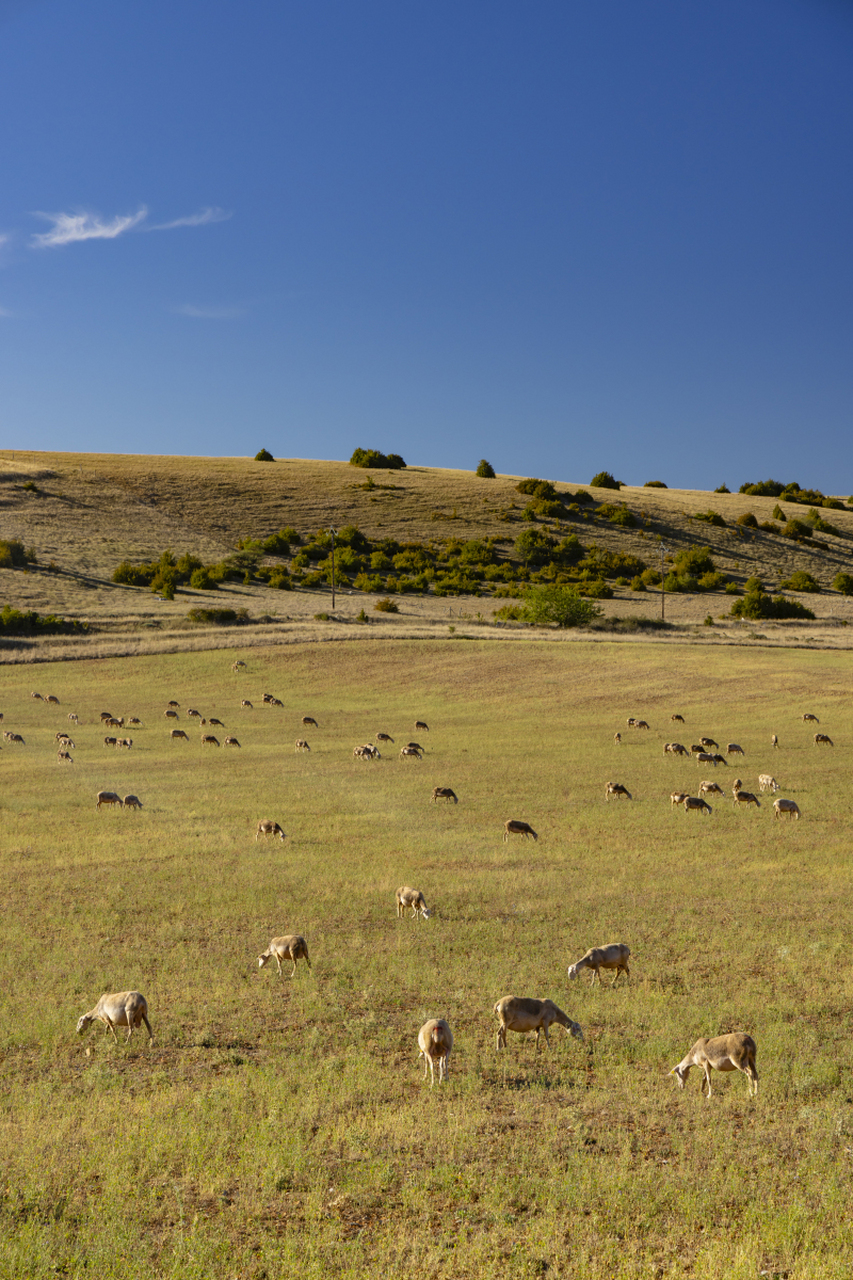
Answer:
top-left (569, 1021), bottom-right (584, 1041)
top-left (669, 1064), bottom-right (689, 1089)
top-left (258, 955), bottom-right (269, 968)
top-left (420, 907), bottom-right (432, 919)
top-left (567, 964), bottom-right (579, 980)
top-left (76, 1014), bottom-right (93, 1035)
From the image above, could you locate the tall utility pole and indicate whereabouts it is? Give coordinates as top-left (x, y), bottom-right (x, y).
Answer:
top-left (329, 528), bottom-right (337, 609)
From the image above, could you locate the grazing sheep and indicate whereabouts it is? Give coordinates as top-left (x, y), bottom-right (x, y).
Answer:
top-left (99, 711), bottom-right (114, 722)
top-left (96, 791), bottom-right (123, 809)
top-left (55, 731), bottom-right (72, 742)
top-left (301, 716), bottom-right (318, 728)
top-left (567, 943), bottom-right (630, 987)
top-left (671, 714), bottom-right (685, 723)
top-left (699, 781), bottom-right (724, 797)
top-left (700, 737), bottom-right (719, 749)
top-left (170, 729), bottom-right (189, 741)
top-left (123, 795), bottom-right (143, 809)
top-left (201, 734), bottom-right (220, 747)
top-left (605, 782), bottom-right (632, 801)
top-left (431, 786), bottom-right (458, 804)
top-left (399, 745), bottom-right (422, 760)
top-left (771, 733), bottom-right (779, 748)
top-left (46, 695), bottom-right (60, 705)
top-left (626, 717), bottom-right (637, 727)
top-left (683, 796), bottom-right (712, 815)
top-left (165, 709), bottom-right (179, 720)
top-left (241, 700), bottom-right (254, 709)
top-left (4, 732), bottom-right (24, 744)
top-left (670, 791), bottom-right (689, 807)
top-left (802, 713), bottom-right (819, 723)
top-left (494, 996), bottom-right (583, 1052)
top-left (669, 1032), bottom-right (757, 1098)
top-left (814, 733), bottom-right (834, 746)
top-left (664, 742), bottom-right (689, 756)
top-left (633, 719), bottom-right (650, 730)
top-left (187, 709), bottom-right (202, 720)
top-left (354, 744), bottom-right (381, 760)
top-left (417, 1018), bottom-right (452, 1086)
top-left (758, 774), bottom-right (779, 793)
top-left (232, 660), bottom-right (246, 671)
top-left (726, 743), bottom-right (745, 756)
top-left (733, 790), bottom-right (760, 809)
top-left (774, 798), bottom-right (800, 820)
top-left (255, 820), bottom-right (285, 841)
top-left (405, 741), bottom-right (426, 753)
top-left (103, 736), bottom-right (118, 747)
top-left (116, 738), bottom-right (133, 749)
top-left (504, 819), bottom-right (538, 842)
top-left (258, 935), bottom-right (311, 977)
top-left (127, 717), bottom-right (142, 727)
top-left (104, 717), bottom-right (124, 729)
top-left (613, 732), bottom-right (622, 744)
top-left (76, 991), bottom-right (153, 1044)
top-left (414, 720), bottom-right (430, 732)
top-left (57, 750), bottom-right (73, 763)
top-left (68, 713), bottom-right (79, 724)
top-left (167, 701), bottom-right (179, 708)
top-left (695, 752), bottom-right (717, 767)
top-left (396, 886), bottom-right (431, 919)
top-left (208, 717), bottom-right (224, 728)
top-left (732, 777), bottom-right (743, 793)
top-left (295, 738), bottom-right (310, 752)
top-left (30, 692), bottom-right (43, 701)
top-left (376, 732), bottom-right (394, 743)
top-left (223, 736), bottom-right (241, 748)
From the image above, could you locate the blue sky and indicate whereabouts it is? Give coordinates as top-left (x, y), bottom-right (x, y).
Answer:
top-left (1, 0), bottom-right (851, 492)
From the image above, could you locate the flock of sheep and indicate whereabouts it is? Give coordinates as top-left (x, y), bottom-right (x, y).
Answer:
top-left (10, 678), bottom-right (825, 1098)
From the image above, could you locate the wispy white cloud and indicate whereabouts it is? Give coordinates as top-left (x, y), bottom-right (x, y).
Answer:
top-left (173, 303), bottom-right (245, 320)
top-left (30, 207), bottom-right (148, 248)
top-left (149, 207), bottom-right (232, 231)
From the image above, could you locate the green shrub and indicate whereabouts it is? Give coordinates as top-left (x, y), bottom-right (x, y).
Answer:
top-left (673, 546), bottom-right (716, 577)
top-left (590, 471), bottom-right (621, 490)
top-left (254, 448), bottom-right (274, 462)
top-left (739, 479), bottom-right (785, 497)
top-left (641, 567), bottom-right (662, 586)
top-left (572, 489), bottom-right (593, 504)
top-left (693, 510), bottom-right (726, 527)
top-left (353, 572), bottom-right (385, 593)
top-left (261, 530), bottom-right (294, 555)
top-left (493, 604), bottom-right (524, 621)
top-left (745, 576), bottom-right (764, 593)
top-left (113, 560), bottom-right (157, 586)
top-left (644, 480), bottom-right (667, 488)
top-left (314, 612), bottom-right (330, 621)
top-left (0, 539), bottom-right (32, 569)
top-left (0, 604), bottom-right (87, 635)
top-left (267, 568), bottom-right (293, 590)
top-left (595, 502), bottom-right (636, 527)
top-left (577, 579), bottom-right (614, 599)
top-left (476, 459), bottom-right (496, 478)
top-left (374, 598), bottom-right (399, 613)
top-left (630, 576), bottom-right (646, 592)
top-left (782, 519), bottom-right (812, 541)
top-left (780, 571), bottom-right (820, 593)
top-left (759, 521), bottom-right (781, 534)
top-left (736, 513), bottom-right (758, 528)
top-left (730, 593), bottom-right (815, 620)
top-left (833, 572), bottom-right (853, 595)
top-left (521, 584), bottom-right (602, 627)
top-left (187, 607), bottom-right (249, 625)
top-left (349, 448), bottom-right (406, 470)
top-left (189, 568), bottom-right (220, 590)
top-left (725, 582), bottom-right (741, 595)
top-left (516, 478), bottom-right (558, 499)
top-left (698, 571), bottom-right (726, 589)
top-left (805, 508), bottom-right (839, 536)
top-left (514, 528), bottom-right (556, 565)
top-left (714, 484), bottom-right (730, 494)
top-left (772, 504), bottom-right (785, 520)
top-left (823, 498), bottom-right (845, 510)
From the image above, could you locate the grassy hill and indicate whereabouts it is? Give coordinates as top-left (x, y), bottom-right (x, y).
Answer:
top-left (1, 451), bottom-right (852, 661)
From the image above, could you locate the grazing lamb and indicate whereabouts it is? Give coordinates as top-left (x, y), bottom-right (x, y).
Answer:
top-left (68, 713), bottom-right (79, 724)
top-left (626, 717), bottom-right (637, 727)
top-left (417, 1018), bottom-right (452, 1086)
top-left (683, 796), bottom-right (712, 815)
top-left (354, 744), bottom-right (380, 760)
top-left (255, 820), bottom-right (286, 841)
top-left (664, 742), bottom-right (689, 756)
top-left (30, 692), bottom-right (43, 701)
top-left (670, 791), bottom-right (689, 807)
top-left (395, 886), bottom-right (431, 919)
top-left (726, 743), bottom-right (745, 756)
top-left (166, 701), bottom-right (179, 708)
top-left (170, 729), bottom-right (189, 741)
top-left (671, 713), bottom-right (685, 723)
top-left (431, 786), bottom-right (458, 804)
top-left (633, 719), bottom-right (650, 730)
top-left (223, 736), bottom-right (241, 748)
top-left (301, 716), bottom-right (318, 728)
top-left (232, 660), bottom-right (246, 671)
top-left (758, 774), bottom-right (779, 793)
top-left (103, 736), bottom-right (117, 747)
top-left (700, 737), bottom-right (719, 749)
top-left (802, 713), bottom-right (819, 723)
top-left (267, 697), bottom-right (284, 707)
top-left (96, 791), bottom-right (123, 809)
top-left (123, 795), bottom-right (143, 809)
top-left (504, 819), bottom-right (538, 842)
top-left (57, 750), bottom-right (73, 763)
top-left (695, 752), bottom-right (717, 767)
top-left (295, 738), bottom-right (310, 752)
top-left (733, 790), bottom-right (760, 809)
top-left (241, 700), bottom-right (254, 709)
top-left (605, 782), bottom-right (632, 801)
top-left (414, 720), bottom-right (430, 732)
top-left (669, 1032), bottom-right (757, 1098)
top-left (376, 732), bottom-right (394, 743)
top-left (399, 745), bottom-right (422, 760)
top-left (699, 781), bottom-right (724, 797)
top-left (814, 733), bottom-right (834, 747)
top-left (773, 798), bottom-right (800, 820)
top-left (258, 935), bottom-right (311, 977)
top-left (201, 734), bottom-right (220, 747)
top-left (127, 717), bottom-right (142, 727)
top-left (76, 991), bottom-right (153, 1044)
top-left (186, 709), bottom-right (202, 720)
top-left (771, 733), bottom-right (779, 748)
top-left (567, 943), bottom-right (630, 987)
top-left (614, 732), bottom-right (622, 744)
top-left (494, 996), bottom-right (583, 1052)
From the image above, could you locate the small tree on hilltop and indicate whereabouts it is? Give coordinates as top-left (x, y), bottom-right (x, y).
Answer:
top-left (476, 459), bottom-right (496, 478)
top-left (590, 471), bottom-right (621, 490)
top-left (254, 448), bottom-right (274, 462)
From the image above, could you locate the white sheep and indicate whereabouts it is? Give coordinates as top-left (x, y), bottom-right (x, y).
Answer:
top-left (567, 943), bottom-right (630, 987)
top-left (255, 820), bottom-right (286, 841)
top-left (494, 996), bottom-right (583, 1052)
top-left (258, 935), bottom-right (311, 977)
top-left (76, 991), bottom-right (153, 1043)
top-left (758, 774), bottom-right (779, 793)
top-left (395, 886), bottom-right (431, 919)
top-left (417, 1018), bottom-right (452, 1086)
top-left (774, 798), bottom-right (800, 820)
top-left (669, 1032), bottom-right (757, 1098)
top-left (605, 782), bottom-right (632, 801)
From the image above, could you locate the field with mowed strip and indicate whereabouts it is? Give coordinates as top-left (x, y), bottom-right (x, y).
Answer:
top-left (2, 639), bottom-right (853, 1278)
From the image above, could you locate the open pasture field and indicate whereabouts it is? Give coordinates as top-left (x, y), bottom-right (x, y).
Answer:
top-left (2, 639), bottom-right (853, 1278)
